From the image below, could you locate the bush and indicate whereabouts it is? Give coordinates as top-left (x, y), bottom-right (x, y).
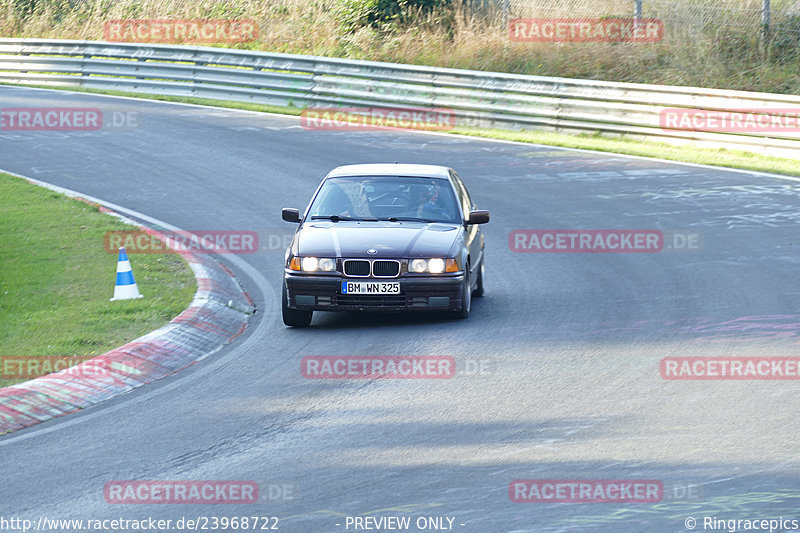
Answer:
top-left (12, 0), bottom-right (38, 18)
top-left (336, 0), bottom-right (451, 33)
top-left (710, 25), bottom-right (759, 63)
top-left (771, 15), bottom-right (800, 64)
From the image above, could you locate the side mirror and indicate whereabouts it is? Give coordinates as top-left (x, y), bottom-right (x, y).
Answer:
top-left (467, 210), bottom-right (490, 225)
top-left (282, 208), bottom-right (301, 223)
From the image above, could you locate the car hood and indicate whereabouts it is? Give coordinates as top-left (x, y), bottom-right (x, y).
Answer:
top-left (294, 221), bottom-right (462, 258)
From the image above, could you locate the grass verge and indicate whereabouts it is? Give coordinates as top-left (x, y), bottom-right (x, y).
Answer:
top-left (449, 127), bottom-right (800, 177)
top-left (0, 173), bottom-right (197, 388)
top-left (7, 82), bottom-right (800, 178)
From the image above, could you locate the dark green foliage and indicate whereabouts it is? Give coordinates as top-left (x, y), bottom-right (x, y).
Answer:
top-left (12, 0), bottom-right (37, 18)
top-left (770, 15), bottom-right (800, 64)
top-left (336, 0), bottom-right (452, 33)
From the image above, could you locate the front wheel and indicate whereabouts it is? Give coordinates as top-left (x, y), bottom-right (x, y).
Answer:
top-left (282, 286), bottom-right (312, 327)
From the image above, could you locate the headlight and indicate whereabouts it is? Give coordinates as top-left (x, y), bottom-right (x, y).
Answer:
top-left (408, 258), bottom-right (459, 273)
top-left (410, 259), bottom-right (427, 273)
top-left (301, 257), bottom-right (318, 272)
top-left (318, 258), bottom-right (336, 271)
top-left (428, 258), bottom-right (445, 273)
top-left (290, 257), bottom-right (337, 272)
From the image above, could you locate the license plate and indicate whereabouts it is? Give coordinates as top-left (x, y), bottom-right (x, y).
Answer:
top-left (341, 281), bottom-right (400, 295)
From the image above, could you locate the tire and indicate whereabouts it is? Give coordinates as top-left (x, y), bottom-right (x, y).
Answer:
top-left (282, 285), bottom-right (313, 327)
top-left (452, 267), bottom-right (471, 319)
top-left (473, 260), bottom-right (484, 297)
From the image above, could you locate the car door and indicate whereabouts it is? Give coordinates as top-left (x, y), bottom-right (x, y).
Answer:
top-left (450, 171), bottom-right (484, 278)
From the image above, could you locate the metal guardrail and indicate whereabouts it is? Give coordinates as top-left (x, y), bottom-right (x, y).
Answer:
top-left (1, 38), bottom-right (800, 159)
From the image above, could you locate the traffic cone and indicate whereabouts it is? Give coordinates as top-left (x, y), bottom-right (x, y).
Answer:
top-left (110, 247), bottom-right (143, 301)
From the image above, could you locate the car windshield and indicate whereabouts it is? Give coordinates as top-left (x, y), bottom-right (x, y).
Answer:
top-left (307, 175), bottom-right (461, 223)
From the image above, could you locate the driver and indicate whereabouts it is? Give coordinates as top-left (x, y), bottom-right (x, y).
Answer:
top-left (410, 183), bottom-right (449, 219)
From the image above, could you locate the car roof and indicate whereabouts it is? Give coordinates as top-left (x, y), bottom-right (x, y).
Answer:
top-left (326, 164), bottom-right (452, 180)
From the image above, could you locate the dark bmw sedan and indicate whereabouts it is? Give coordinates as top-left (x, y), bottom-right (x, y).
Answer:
top-left (281, 164), bottom-right (489, 327)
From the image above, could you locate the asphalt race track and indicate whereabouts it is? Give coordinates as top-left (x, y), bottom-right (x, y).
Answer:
top-left (2, 86), bottom-right (800, 532)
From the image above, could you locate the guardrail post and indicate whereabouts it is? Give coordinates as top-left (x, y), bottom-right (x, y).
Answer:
top-left (136, 54), bottom-right (147, 86)
top-left (192, 49), bottom-right (202, 97)
top-left (81, 49), bottom-right (90, 88)
top-left (19, 48), bottom-right (30, 81)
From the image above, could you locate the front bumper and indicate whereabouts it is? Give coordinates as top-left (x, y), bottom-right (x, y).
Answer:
top-left (284, 272), bottom-right (465, 312)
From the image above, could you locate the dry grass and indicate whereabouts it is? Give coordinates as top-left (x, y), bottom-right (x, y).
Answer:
top-left (2, 0), bottom-right (800, 94)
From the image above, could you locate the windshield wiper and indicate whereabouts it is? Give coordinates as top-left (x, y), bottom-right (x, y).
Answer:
top-left (310, 215), bottom-right (378, 221)
top-left (379, 217), bottom-right (439, 223)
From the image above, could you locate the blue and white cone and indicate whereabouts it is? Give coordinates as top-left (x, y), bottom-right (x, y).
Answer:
top-left (110, 247), bottom-right (143, 301)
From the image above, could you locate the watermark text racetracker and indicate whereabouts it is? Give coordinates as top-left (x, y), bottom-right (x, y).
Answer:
top-left (0, 108), bottom-right (139, 131)
top-left (104, 481), bottom-right (258, 504)
top-left (300, 107), bottom-right (458, 132)
top-left (103, 229), bottom-right (294, 254)
top-left (302, 356), bottom-right (455, 379)
top-left (509, 479), bottom-right (663, 503)
top-left (301, 356), bottom-right (496, 381)
top-left (661, 357), bottom-right (800, 380)
top-left (509, 18), bottom-right (664, 42)
top-left (0, 355), bottom-right (139, 380)
top-left (102, 480), bottom-right (295, 505)
top-left (103, 19), bottom-right (259, 44)
top-left (509, 229), bottom-right (702, 253)
top-left (661, 108), bottom-right (800, 133)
